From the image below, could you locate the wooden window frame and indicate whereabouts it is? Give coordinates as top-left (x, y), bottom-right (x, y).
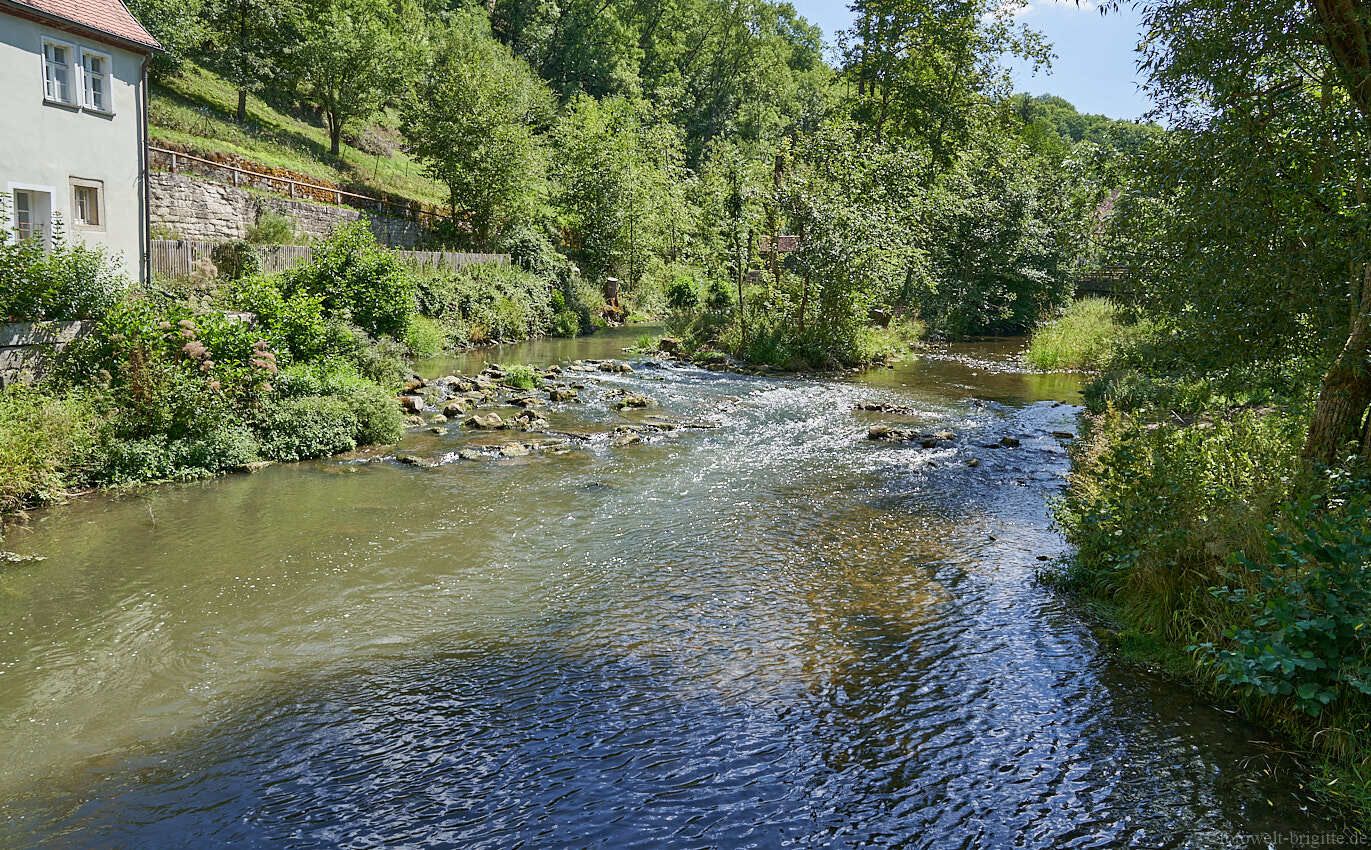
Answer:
top-left (79, 47), bottom-right (114, 115)
top-left (70, 178), bottom-right (105, 232)
top-left (40, 37), bottom-right (78, 108)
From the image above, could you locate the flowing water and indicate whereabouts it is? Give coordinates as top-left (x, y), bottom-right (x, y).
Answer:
top-left (0, 328), bottom-right (1347, 848)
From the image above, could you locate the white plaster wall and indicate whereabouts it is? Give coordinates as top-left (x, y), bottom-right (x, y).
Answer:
top-left (0, 14), bottom-right (146, 280)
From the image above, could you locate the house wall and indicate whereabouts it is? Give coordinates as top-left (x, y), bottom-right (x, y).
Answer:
top-left (0, 14), bottom-right (146, 279)
top-left (148, 172), bottom-right (425, 248)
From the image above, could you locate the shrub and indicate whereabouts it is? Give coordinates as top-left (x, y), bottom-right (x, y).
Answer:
top-left (222, 275), bottom-right (333, 362)
top-left (1203, 470), bottom-right (1371, 718)
top-left (414, 263), bottom-right (554, 344)
top-left (666, 275), bottom-right (700, 312)
top-left (342, 328), bottom-right (409, 389)
top-left (93, 425), bottom-right (258, 484)
top-left (498, 225), bottom-right (569, 283)
top-left (404, 315), bottom-right (446, 358)
top-left (282, 222), bottom-right (417, 338)
top-left (210, 241), bottom-right (261, 281)
top-left (246, 211), bottom-right (296, 245)
top-left (0, 217), bottom-right (126, 320)
top-left (335, 379), bottom-right (404, 445)
top-left (253, 395), bottom-right (358, 462)
top-left (504, 363), bottom-right (538, 390)
top-left (1054, 407), bottom-right (1304, 627)
top-left (0, 386), bottom-right (100, 511)
top-left (273, 362), bottom-right (404, 446)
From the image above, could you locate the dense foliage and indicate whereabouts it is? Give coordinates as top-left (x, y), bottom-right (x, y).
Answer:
top-left (127, 0), bottom-right (1152, 357)
top-left (0, 222), bottom-right (594, 517)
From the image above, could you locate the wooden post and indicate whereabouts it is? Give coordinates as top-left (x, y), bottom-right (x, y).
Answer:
top-left (170, 151), bottom-right (177, 173)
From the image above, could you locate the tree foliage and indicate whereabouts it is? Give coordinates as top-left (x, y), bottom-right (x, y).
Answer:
top-left (404, 10), bottom-right (552, 247)
top-left (290, 0), bottom-right (410, 156)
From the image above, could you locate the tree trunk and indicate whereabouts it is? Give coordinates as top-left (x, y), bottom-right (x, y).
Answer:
top-left (236, 0), bottom-right (248, 124)
top-left (796, 219), bottom-right (808, 335)
top-left (1303, 266), bottom-right (1371, 465)
top-left (1303, 5), bottom-right (1371, 465)
top-left (329, 116), bottom-right (342, 156)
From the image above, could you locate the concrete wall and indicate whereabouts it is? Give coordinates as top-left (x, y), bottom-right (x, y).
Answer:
top-left (148, 173), bottom-right (424, 247)
top-left (0, 14), bottom-right (146, 280)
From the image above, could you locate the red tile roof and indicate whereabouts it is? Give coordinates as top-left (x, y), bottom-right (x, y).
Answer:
top-left (1, 0), bottom-right (161, 51)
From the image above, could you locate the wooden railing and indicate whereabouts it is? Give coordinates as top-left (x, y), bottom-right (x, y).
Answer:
top-left (148, 146), bottom-right (446, 226)
top-left (1075, 266), bottom-right (1131, 296)
top-left (151, 239), bottom-right (508, 280)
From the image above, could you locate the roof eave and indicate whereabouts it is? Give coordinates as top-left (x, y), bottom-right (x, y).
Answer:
top-left (0, 0), bottom-right (162, 54)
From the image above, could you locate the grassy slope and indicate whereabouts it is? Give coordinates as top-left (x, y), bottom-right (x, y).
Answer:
top-left (149, 64), bottom-right (446, 207)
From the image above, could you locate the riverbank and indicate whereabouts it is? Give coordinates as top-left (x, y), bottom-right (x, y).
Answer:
top-left (1048, 388), bottom-right (1371, 830)
top-left (0, 223), bottom-right (609, 537)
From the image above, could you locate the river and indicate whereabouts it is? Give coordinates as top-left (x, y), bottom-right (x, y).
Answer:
top-left (0, 327), bottom-right (1342, 847)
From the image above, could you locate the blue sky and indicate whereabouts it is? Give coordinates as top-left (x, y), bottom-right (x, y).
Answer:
top-left (789, 1), bottom-right (1152, 120)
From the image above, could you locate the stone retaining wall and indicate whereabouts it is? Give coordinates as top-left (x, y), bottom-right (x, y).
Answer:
top-left (149, 173), bottom-right (424, 247)
top-left (0, 322), bottom-right (90, 386)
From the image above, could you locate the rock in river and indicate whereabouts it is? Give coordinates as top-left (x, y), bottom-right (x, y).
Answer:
top-left (465, 412), bottom-right (507, 430)
top-left (443, 398), bottom-right (475, 417)
top-left (614, 393), bottom-right (655, 410)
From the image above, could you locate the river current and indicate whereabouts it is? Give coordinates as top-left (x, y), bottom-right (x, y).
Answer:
top-left (0, 328), bottom-right (1343, 847)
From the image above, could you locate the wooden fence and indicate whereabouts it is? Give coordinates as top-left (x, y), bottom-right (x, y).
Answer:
top-left (151, 240), bottom-right (509, 280)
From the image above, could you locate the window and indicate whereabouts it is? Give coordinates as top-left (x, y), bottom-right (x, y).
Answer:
top-left (81, 49), bottom-right (111, 112)
top-left (11, 189), bottom-right (53, 245)
top-left (14, 191), bottom-right (35, 241)
top-left (71, 180), bottom-right (103, 229)
top-left (41, 39), bottom-right (76, 105)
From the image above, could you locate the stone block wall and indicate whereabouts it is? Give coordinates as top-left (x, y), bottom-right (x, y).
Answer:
top-left (148, 173), bottom-right (424, 247)
top-left (0, 322), bottom-right (91, 386)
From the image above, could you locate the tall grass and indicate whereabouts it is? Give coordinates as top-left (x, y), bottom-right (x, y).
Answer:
top-left (0, 386), bottom-right (99, 514)
top-left (1052, 400), bottom-right (1371, 829)
top-left (1026, 297), bottom-right (1132, 371)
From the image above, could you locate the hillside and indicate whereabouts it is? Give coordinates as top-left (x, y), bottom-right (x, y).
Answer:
top-left (149, 64), bottom-right (447, 207)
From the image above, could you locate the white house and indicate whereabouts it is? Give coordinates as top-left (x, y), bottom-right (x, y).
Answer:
top-left (0, 0), bottom-right (159, 282)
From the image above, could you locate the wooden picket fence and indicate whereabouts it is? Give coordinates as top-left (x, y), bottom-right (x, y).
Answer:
top-left (151, 240), bottom-right (509, 280)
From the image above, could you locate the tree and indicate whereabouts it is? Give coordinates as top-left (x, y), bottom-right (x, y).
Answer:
top-left (126, 0), bottom-right (208, 75)
top-left (551, 95), bottom-right (690, 290)
top-left (1115, 0), bottom-right (1371, 464)
top-left (403, 11), bottom-right (551, 248)
top-left (291, 0), bottom-right (409, 156)
top-left (839, 0), bottom-right (1050, 169)
top-left (201, 0), bottom-right (293, 123)
top-left (778, 123), bottom-right (919, 351)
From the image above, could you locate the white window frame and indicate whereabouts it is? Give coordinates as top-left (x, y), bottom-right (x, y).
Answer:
top-left (70, 178), bottom-right (105, 231)
top-left (40, 37), bottom-right (79, 107)
top-left (6, 183), bottom-right (56, 247)
top-left (79, 47), bottom-right (114, 115)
